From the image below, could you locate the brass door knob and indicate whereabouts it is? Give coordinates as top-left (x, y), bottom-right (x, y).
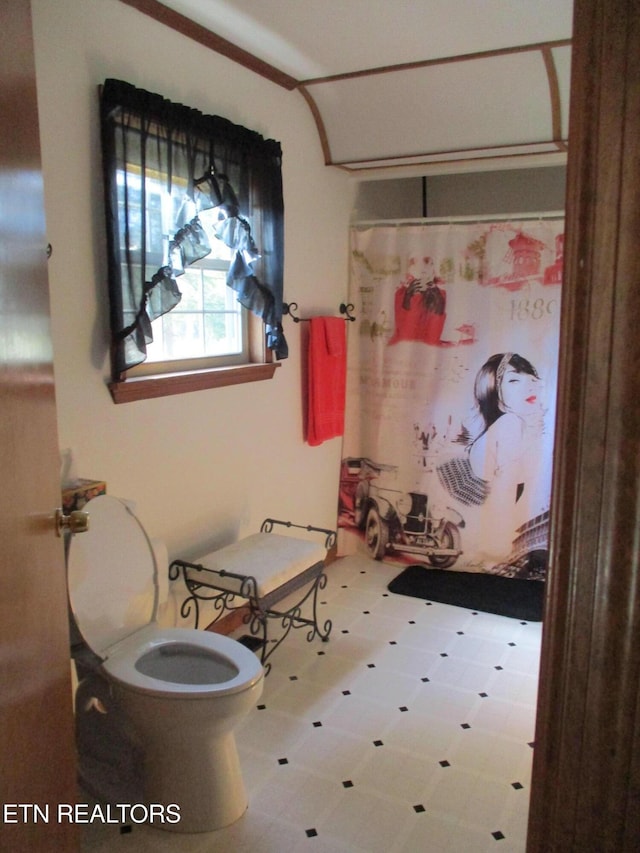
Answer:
top-left (55, 508), bottom-right (90, 537)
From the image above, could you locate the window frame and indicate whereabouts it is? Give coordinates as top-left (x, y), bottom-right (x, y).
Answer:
top-left (108, 347), bottom-right (280, 403)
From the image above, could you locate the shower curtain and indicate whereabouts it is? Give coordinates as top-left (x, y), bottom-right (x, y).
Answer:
top-left (337, 218), bottom-right (564, 580)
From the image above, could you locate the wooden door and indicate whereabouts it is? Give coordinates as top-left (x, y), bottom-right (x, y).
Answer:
top-left (0, 2), bottom-right (79, 851)
top-left (528, 0), bottom-right (640, 849)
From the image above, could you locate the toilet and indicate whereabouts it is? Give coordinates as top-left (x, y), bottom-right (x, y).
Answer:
top-left (67, 495), bottom-right (264, 833)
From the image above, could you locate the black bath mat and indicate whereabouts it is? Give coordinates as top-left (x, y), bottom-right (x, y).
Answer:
top-left (388, 565), bottom-right (544, 621)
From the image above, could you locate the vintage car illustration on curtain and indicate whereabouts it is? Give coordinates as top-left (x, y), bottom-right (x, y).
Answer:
top-left (338, 457), bottom-right (464, 567)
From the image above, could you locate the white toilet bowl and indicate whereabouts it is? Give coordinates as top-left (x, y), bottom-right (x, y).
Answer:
top-left (67, 495), bottom-right (264, 833)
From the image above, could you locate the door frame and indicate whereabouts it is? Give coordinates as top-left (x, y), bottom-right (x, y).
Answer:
top-left (528, 0), bottom-right (640, 849)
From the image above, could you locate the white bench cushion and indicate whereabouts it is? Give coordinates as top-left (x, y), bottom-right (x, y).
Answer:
top-left (193, 532), bottom-right (326, 599)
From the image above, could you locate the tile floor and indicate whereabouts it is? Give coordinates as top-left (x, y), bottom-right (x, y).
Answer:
top-left (81, 553), bottom-right (542, 852)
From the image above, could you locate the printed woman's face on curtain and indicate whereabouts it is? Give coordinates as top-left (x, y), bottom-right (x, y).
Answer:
top-left (466, 353), bottom-right (546, 488)
top-left (499, 366), bottom-right (544, 418)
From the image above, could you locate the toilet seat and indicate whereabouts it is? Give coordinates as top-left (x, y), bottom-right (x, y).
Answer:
top-left (68, 495), bottom-right (263, 697)
top-left (67, 495), bottom-right (159, 656)
top-left (103, 624), bottom-right (263, 698)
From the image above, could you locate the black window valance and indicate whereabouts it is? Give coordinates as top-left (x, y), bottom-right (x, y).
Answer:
top-left (100, 78), bottom-right (287, 378)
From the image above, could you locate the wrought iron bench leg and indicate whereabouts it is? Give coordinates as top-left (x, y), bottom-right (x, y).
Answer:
top-left (259, 571), bottom-right (333, 674)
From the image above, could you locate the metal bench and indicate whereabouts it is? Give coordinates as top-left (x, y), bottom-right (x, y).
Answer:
top-left (169, 519), bottom-right (335, 674)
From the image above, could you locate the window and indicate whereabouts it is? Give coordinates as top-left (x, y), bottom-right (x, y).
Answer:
top-left (100, 79), bottom-right (287, 402)
top-left (144, 258), bottom-right (246, 365)
top-left (126, 210), bottom-right (249, 376)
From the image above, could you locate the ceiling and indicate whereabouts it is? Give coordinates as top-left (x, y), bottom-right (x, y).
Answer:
top-left (121, 0), bottom-right (574, 178)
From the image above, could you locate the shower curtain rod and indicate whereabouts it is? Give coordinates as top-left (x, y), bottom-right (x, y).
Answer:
top-left (351, 210), bottom-right (565, 228)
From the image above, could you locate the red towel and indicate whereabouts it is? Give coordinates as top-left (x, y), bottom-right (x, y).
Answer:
top-left (306, 317), bottom-right (347, 446)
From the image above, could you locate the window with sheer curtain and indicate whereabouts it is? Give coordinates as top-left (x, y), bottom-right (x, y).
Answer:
top-left (100, 79), bottom-right (287, 397)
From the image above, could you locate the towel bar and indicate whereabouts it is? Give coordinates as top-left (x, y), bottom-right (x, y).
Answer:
top-left (282, 302), bottom-right (356, 322)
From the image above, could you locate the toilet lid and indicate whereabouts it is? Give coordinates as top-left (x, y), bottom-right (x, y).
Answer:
top-left (68, 495), bottom-right (158, 656)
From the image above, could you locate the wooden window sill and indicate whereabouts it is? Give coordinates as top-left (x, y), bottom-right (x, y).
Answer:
top-left (108, 361), bottom-right (280, 403)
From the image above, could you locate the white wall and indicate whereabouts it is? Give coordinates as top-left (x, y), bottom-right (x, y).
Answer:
top-left (31, 0), bottom-right (354, 589)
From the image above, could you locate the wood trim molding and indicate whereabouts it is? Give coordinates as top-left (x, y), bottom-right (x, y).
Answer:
top-left (541, 46), bottom-right (564, 145)
top-left (118, 0), bottom-right (299, 90)
top-left (108, 361), bottom-right (280, 403)
top-left (299, 39), bottom-right (572, 87)
top-left (297, 86), bottom-right (332, 165)
top-left (528, 0), bottom-right (640, 849)
top-left (332, 139), bottom-right (567, 170)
